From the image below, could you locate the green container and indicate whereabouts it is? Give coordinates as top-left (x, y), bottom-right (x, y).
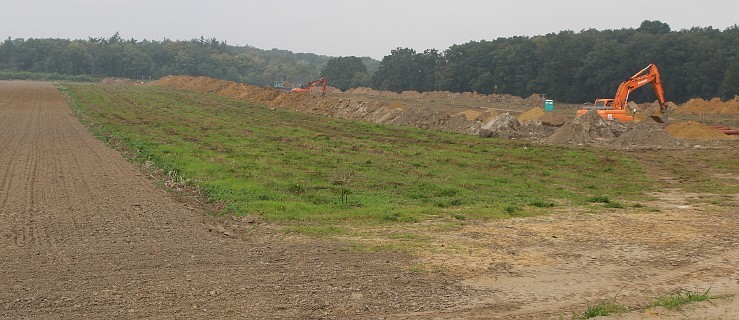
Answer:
top-left (544, 99), bottom-right (554, 111)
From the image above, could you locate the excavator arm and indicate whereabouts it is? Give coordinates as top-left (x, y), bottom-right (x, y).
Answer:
top-left (291, 78), bottom-right (327, 96)
top-left (612, 64), bottom-right (667, 113)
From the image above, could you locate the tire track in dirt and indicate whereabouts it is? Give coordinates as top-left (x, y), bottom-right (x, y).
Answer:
top-left (0, 81), bottom-right (475, 319)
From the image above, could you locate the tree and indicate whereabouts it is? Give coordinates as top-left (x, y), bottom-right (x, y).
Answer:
top-left (371, 48), bottom-right (439, 92)
top-left (638, 20), bottom-right (671, 35)
top-left (320, 56), bottom-right (368, 91)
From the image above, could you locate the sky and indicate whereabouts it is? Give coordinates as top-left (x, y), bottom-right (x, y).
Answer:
top-left (1, 0), bottom-right (737, 59)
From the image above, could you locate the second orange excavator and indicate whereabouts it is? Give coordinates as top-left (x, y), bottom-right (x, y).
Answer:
top-left (291, 78), bottom-right (327, 96)
top-left (577, 64), bottom-right (668, 123)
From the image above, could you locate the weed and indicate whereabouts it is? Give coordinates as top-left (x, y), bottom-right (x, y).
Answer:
top-left (408, 266), bottom-right (425, 273)
top-left (604, 201), bottom-right (625, 209)
top-left (572, 300), bottom-right (627, 319)
top-left (587, 195), bottom-right (611, 203)
top-left (504, 205), bottom-right (520, 214)
top-left (648, 289), bottom-right (712, 310)
top-left (529, 200), bottom-right (556, 208)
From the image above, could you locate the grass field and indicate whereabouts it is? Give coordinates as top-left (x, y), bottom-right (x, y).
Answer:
top-left (63, 84), bottom-right (654, 227)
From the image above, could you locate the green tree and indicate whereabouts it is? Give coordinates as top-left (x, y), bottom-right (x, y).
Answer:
top-left (320, 56), bottom-right (368, 91)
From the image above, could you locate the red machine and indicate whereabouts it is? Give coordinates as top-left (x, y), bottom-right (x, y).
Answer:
top-left (291, 78), bottom-right (327, 96)
top-left (577, 64), bottom-right (668, 122)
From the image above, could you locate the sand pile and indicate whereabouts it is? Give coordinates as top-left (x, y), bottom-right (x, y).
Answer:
top-left (517, 107), bottom-right (568, 126)
top-left (517, 107), bottom-right (546, 122)
top-left (457, 110), bottom-right (483, 121)
top-left (675, 98), bottom-right (739, 115)
top-left (665, 121), bottom-right (731, 140)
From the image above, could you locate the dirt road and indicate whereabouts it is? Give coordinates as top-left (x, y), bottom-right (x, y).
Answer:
top-left (0, 81), bottom-right (473, 319)
top-left (1, 81), bottom-right (737, 319)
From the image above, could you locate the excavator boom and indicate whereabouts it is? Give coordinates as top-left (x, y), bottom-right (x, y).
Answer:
top-left (291, 78), bottom-right (327, 96)
top-left (577, 64), bottom-right (668, 123)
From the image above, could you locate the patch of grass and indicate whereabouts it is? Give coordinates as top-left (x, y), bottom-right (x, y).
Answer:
top-left (586, 195), bottom-right (611, 203)
top-left (572, 300), bottom-right (628, 320)
top-left (604, 201), bottom-right (625, 209)
top-left (529, 200), bottom-right (556, 208)
top-left (63, 83), bottom-right (655, 228)
top-left (504, 205), bottom-right (521, 215)
top-left (648, 290), bottom-right (712, 310)
top-left (572, 300), bottom-right (627, 319)
top-left (407, 265), bottom-right (425, 273)
top-left (631, 203), bottom-right (645, 208)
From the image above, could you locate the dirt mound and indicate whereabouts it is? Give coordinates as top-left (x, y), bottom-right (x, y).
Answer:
top-left (517, 107), bottom-right (546, 122)
top-left (345, 87), bottom-right (543, 110)
top-left (613, 123), bottom-right (679, 148)
top-left (155, 76), bottom-right (486, 135)
top-left (516, 107), bottom-right (568, 127)
top-left (538, 112), bottom-right (568, 126)
top-left (544, 110), bottom-right (623, 145)
top-left (457, 110), bottom-right (482, 121)
top-left (479, 113), bottom-right (520, 138)
top-left (675, 98), bottom-right (739, 115)
top-left (665, 121), bottom-right (732, 140)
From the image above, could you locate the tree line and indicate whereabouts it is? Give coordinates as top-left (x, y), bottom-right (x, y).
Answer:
top-left (0, 33), bottom-right (380, 86)
top-left (365, 21), bottom-right (739, 103)
top-left (2, 21), bottom-right (737, 103)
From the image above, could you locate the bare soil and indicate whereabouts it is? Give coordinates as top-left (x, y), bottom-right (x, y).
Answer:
top-left (1, 81), bottom-right (737, 319)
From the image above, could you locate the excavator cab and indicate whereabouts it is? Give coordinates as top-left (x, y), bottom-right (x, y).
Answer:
top-left (593, 99), bottom-right (614, 109)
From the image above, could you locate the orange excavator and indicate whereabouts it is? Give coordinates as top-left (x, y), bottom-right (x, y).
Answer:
top-left (291, 78), bottom-right (327, 96)
top-left (577, 64), bottom-right (668, 123)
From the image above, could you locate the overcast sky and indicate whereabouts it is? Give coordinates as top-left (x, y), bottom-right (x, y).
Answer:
top-left (1, 0), bottom-right (737, 59)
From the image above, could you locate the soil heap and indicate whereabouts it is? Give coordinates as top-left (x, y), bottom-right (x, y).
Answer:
top-left (613, 123), bottom-right (680, 148)
top-left (665, 121), bottom-right (732, 140)
top-left (517, 107), bottom-right (546, 122)
top-left (544, 110), bottom-right (624, 145)
top-left (675, 98), bottom-right (739, 115)
top-left (517, 107), bottom-right (568, 127)
top-left (154, 76), bottom-right (486, 135)
top-left (479, 113), bottom-right (520, 138)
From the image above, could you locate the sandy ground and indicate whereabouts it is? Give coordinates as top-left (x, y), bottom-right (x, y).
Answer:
top-left (1, 81), bottom-right (736, 319)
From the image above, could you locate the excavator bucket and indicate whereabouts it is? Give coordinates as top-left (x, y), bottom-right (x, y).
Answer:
top-left (649, 114), bottom-right (668, 123)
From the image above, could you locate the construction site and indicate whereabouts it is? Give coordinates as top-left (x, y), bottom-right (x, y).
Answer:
top-left (154, 75), bottom-right (739, 147)
top-left (1, 75), bottom-right (737, 320)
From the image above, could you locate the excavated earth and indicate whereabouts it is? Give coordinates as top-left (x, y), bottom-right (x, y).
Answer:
top-left (2, 81), bottom-right (738, 319)
top-left (155, 76), bottom-right (737, 149)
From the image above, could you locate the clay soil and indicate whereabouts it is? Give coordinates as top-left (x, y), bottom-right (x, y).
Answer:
top-left (1, 81), bottom-right (737, 319)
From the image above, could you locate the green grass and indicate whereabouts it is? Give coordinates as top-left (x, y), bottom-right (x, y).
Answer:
top-left (572, 300), bottom-right (627, 319)
top-left (648, 290), bottom-right (712, 310)
top-left (62, 83), bottom-right (654, 226)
